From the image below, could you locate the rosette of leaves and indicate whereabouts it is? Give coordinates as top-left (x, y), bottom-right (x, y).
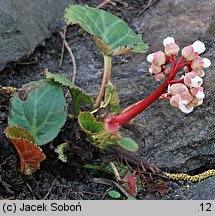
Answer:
top-left (78, 112), bottom-right (138, 151)
top-left (65, 4), bottom-right (148, 56)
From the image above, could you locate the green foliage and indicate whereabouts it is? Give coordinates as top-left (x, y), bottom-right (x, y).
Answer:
top-left (118, 137), bottom-right (139, 152)
top-left (104, 81), bottom-right (121, 114)
top-left (55, 142), bottom-right (69, 162)
top-left (108, 190), bottom-right (121, 199)
top-left (6, 125), bottom-right (35, 143)
top-left (84, 161), bottom-right (132, 177)
top-left (78, 112), bottom-right (138, 151)
top-left (127, 196), bottom-right (136, 200)
top-left (44, 71), bottom-right (93, 116)
top-left (65, 4), bottom-right (148, 56)
top-left (8, 80), bottom-right (67, 146)
top-left (78, 112), bottom-right (104, 134)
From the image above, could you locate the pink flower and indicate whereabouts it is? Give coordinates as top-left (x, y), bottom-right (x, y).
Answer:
top-left (183, 66), bottom-right (191, 73)
top-left (169, 83), bottom-right (188, 95)
top-left (179, 103), bottom-right (194, 113)
top-left (192, 40), bottom-right (206, 54)
top-left (163, 37), bottom-right (175, 46)
top-left (181, 46), bottom-right (198, 60)
top-left (147, 51), bottom-right (166, 66)
top-left (181, 40), bottom-right (206, 60)
top-left (170, 94), bottom-right (182, 108)
top-left (180, 92), bottom-right (193, 105)
top-left (169, 94), bottom-right (193, 113)
top-left (154, 72), bottom-right (165, 81)
top-left (163, 37), bottom-right (180, 56)
top-left (165, 43), bottom-right (180, 56)
top-left (191, 57), bottom-right (211, 70)
top-left (187, 98), bottom-right (203, 107)
top-left (184, 72), bottom-right (203, 87)
top-left (192, 70), bottom-right (205, 77)
top-left (190, 87), bottom-right (205, 99)
top-left (149, 63), bottom-right (162, 74)
top-left (164, 67), bottom-right (171, 75)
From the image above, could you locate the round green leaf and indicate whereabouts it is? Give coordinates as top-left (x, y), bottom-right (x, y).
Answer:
top-left (8, 80), bottom-right (67, 146)
top-left (65, 5), bottom-right (148, 56)
top-left (117, 137), bottom-right (138, 152)
top-left (108, 190), bottom-right (121, 199)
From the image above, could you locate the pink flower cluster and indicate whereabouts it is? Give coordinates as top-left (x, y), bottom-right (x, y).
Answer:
top-left (147, 37), bottom-right (211, 113)
top-left (147, 37), bottom-right (180, 81)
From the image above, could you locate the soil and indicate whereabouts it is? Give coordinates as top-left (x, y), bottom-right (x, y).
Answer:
top-left (0, 0), bottom-right (214, 200)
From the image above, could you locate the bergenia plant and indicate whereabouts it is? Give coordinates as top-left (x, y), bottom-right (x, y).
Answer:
top-left (104, 37), bottom-right (211, 133)
top-left (3, 4), bottom-right (211, 178)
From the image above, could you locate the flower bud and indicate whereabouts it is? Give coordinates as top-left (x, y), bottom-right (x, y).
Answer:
top-left (147, 51), bottom-right (166, 66)
top-left (191, 57), bottom-right (211, 70)
top-left (180, 92), bottom-right (194, 105)
top-left (188, 98), bottom-right (203, 107)
top-left (192, 40), bottom-right (206, 54)
top-left (184, 72), bottom-right (203, 87)
top-left (179, 103), bottom-right (194, 113)
top-left (164, 67), bottom-right (171, 75)
top-left (149, 63), bottom-right (161, 74)
top-left (163, 37), bottom-right (175, 46)
top-left (193, 70), bottom-right (205, 77)
top-left (146, 53), bottom-right (154, 63)
top-left (170, 94), bottom-right (181, 108)
top-left (154, 72), bottom-right (165, 81)
top-left (181, 45), bottom-right (198, 60)
top-left (202, 58), bottom-right (211, 68)
top-left (190, 87), bottom-right (205, 99)
top-left (165, 43), bottom-right (180, 56)
top-left (169, 83), bottom-right (188, 95)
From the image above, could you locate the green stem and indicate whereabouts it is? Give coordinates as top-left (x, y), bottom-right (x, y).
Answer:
top-left (71, 91), bottom-right (80, 117)
top-left (72, 98), bottom-right (80, 117)
top-left (93, 55), bottom-right (112, 109)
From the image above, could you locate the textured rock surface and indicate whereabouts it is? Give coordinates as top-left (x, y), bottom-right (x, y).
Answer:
top-left (192, 176), bottom-right (215, 200)
top-left (0, 0), bottom-right (74, 71)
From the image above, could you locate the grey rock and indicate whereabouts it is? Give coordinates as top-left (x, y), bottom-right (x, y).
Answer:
top-left (192, 177), bottom-right (215, 200)
top-left (0, 0), bottom-right (74, 71)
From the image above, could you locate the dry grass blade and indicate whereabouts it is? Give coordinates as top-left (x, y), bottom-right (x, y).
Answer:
top-left (43, 178), bottom-right (57, 200)
top-left (97, 0), bottom-right (116, 9)
top-left (59, 31), bottom-right (77, 83)
top-left (59, 26), bottom-right (67, 67)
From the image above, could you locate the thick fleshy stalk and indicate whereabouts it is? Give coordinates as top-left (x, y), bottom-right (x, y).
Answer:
top-left (109, 57), bottom-right (185, 126)
top-left (93, 55), bottom-right (112, 109)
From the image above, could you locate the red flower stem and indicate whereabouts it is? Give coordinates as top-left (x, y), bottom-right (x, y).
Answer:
top-left (178, 61), bottom-right (192, 68)
top-left (168, 78), bottom-right (184, 85)
top-left (110, 56), bottom-right (184, 126)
